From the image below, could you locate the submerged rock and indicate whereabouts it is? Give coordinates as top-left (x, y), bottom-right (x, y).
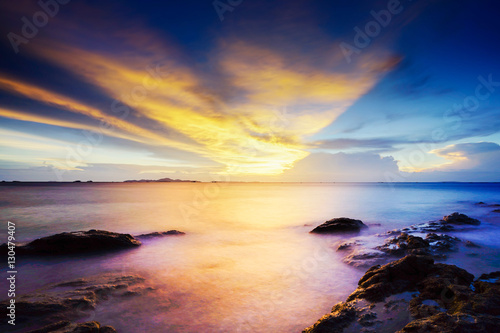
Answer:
top-left (0, 230), bottom-right (141, 256)
top-left (343, 249), bottom-right (388, 269)
top-left (136, 230), bottom-right (185, 238)
top-left (310, 218), bottom-right (367, 234)
top-left (464, 240), bottom-right (481, 248)
top-left (376, 233), bottom-right (430, 256)
top-left (0, 274), bottom-right (150, 332)
top-left (303, 255), bottom-right (500, 333)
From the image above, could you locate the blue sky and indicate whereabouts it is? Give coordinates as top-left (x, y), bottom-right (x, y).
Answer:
top-left (0, 0), bottom-right (499, 181)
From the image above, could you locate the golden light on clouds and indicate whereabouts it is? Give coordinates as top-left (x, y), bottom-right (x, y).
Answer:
top-left (0, 32), bottom-right (398, 176)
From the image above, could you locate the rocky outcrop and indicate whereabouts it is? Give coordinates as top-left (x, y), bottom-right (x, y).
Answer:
top-left (338, 213), bottom-right (481, 268)
top-left (303, 255), bottom-right (500, 333)
top-left (442, 212), bottom-right (480, 225)
top-left (27, 321), bottom-right (117, 333)
top-left (0, 274), bottom-right (151, 332)
top-left (392, 212), bottom-right (481, 234)
top-left (347, 255), bottom-right (439, 303)
top-left (136, 230), bottom-right (186, 238)
top-left (341, 232), bottom-right (462, 268)
top-left (310, 218), bottom-right (367, 234)
top-left (0, 229), bottom-right (188, 256)
top-left (0, 230), bottom-right (141, 256)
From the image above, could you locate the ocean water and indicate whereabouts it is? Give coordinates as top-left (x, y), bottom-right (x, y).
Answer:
top-left (1, 182), bottom-right (500, 332)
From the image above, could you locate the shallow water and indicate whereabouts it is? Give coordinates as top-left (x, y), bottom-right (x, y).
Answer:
top-left (1, 182), bottom-right (500, 332)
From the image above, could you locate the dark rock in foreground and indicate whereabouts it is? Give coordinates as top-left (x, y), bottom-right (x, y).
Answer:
top-left (0, 274), bottom-right (150, 332)
top-left (136, 230), bottom-right (186, 238)
top-left (0, 230), bottom-right (141, 256)
top-left (303, 255), bottom-right (500, 332)
top-left (310, 218), bottom-right (367, 234)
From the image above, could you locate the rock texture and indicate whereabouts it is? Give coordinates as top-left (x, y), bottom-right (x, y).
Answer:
top-left (303, 255), bottom-right (500, 332)
top-left (338, 213), bottom-right (481, 268)
top-left (442, 212), bottom-right (480, 225)
top-left (27, 321), bottom-right (117, 333)
top-left (310, 218), bottom-right (367, 234)
top-left (1, 229), bottom-right (187, 256)
top-left (0, 274), bottom-right (151, 332)
top-left (0, 230), bottom-right (141, 256)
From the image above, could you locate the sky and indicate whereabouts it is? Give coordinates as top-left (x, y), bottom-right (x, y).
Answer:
top-left (0, 0), bottom-right (499, 182)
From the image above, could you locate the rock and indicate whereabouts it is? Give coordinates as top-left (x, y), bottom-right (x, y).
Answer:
top-left (302, 302), bottom-right (358, 332)
top-left (370, 233), bottom-right (459, 264)
top-left (71, 321), bottom-right (101, 333)
top-left (493, 209), bottom-right (500, 213)
top-left (27, 321), bottom-right (118, 333)
top-left (347, 255), bottom-right (435, 303)
top-left (343, 250), bottom-right (388, 269)
top-left (476, 271), bottom-right (500, 284)
top-left (336, 240), bottom-right (363, 251)
top-left (397, 312), bottom-right (500, 332)
top-left (304, 255), bottom-right (500, 333)
top-left (464, 240), bottom-right (480, 248)
top-left (425, 233), bottom-right (460, 252)
top-left (26, 320), bottom-right (72, 333)
top-left (442, 212), bottom-right (480, 225)
top-left (0, 230), bottom-right (141, 256)
top-left (377, 233), bottom-right (429, 256)
top-left (310, 218), bottom-right (367, 234)
top-left (0, 274), bottom-right (148, 332)
top-left (136, 230), bottom-right (185, 238)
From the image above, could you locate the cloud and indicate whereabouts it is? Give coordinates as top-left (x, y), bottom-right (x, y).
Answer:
top-left (429, 142), bottom-right (500, 172)
top-left (0, 9), bottom-right (399, 177)
top-left (278, 152), bottom-right (399, 182)
top-left (314, 137), bottom-right (403, 152)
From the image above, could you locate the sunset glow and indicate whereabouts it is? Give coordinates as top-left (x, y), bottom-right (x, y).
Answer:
top-left (1, 0), bottom-right (499, 181)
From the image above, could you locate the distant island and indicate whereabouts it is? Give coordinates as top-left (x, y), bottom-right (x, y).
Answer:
top-left (123, 177), bottom-right (200, 183)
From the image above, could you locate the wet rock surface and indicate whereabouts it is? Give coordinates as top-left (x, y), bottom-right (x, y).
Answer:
top-left (0, 274), bottom-right (152, 332)
top-left (338, 213), bottom-right (481, 268)
top-left (303, 255), bottom-right (500, 332)
top-left (311, 217), bottom-right (367, 234)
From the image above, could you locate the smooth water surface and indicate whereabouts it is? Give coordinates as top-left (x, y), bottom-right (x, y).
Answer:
top-left (1, 182), bottom-right (500, 332)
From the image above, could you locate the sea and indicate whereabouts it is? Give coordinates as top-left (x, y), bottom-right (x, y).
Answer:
top-left (1, 182), bottom-right (500, 332)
